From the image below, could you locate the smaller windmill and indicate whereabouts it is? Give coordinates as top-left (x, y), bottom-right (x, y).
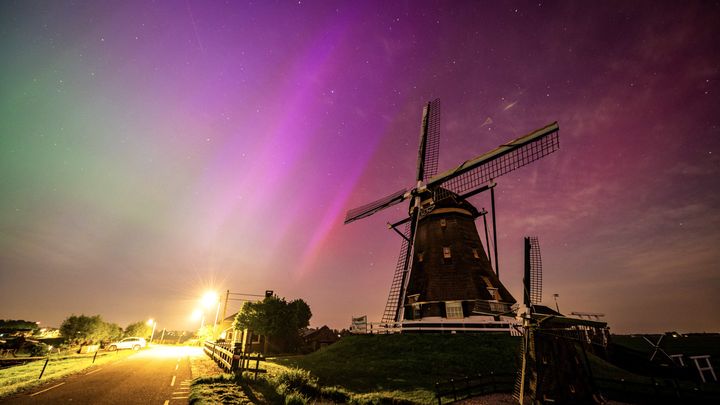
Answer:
top-left (514, 237), bottom-right (609, 405)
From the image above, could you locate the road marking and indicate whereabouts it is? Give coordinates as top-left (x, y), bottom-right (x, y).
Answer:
top-left (30, 382), bottom-right (65, 396)
top-left (172, 397), bottom-right (189, 400)
top-left (85, 368), bottom-right (101, 375)
top-left (163, 401), bottom-right (169, 405)
top-left (170, 375), bottom-right (176, 386)
top-left (175, 364), bottom-right (178, 370)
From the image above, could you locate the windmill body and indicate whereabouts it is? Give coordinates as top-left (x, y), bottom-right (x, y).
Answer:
top-left (344, 99), bottom-right (560, 328)
top-left (404, 192), bottom-right (515, 321)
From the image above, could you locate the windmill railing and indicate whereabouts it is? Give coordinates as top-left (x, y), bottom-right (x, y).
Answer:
top-left (351, 320), bottom-right (521, 335)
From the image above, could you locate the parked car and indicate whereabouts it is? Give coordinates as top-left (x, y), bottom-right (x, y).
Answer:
top-left (107, 337), bottom-right (147, 351)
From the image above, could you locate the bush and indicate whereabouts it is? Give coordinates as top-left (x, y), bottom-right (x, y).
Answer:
top-left (271, 368), bottom-right (320, 398)
top-left (29, 342), bottom-right (50, 357)
top-left (283, 391), bottom-right (309, 405)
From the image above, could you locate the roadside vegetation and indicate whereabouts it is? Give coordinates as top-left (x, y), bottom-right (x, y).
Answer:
top-left (0, 350), bottom-right (135, 397)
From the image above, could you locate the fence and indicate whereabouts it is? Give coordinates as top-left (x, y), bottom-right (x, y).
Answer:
top-left (435, 372), bottom-right (515, 405)
top-left (595, 377), bottom-right (720, 404)
top-left (203, 341), bottom-right (266, 377)
top-left (434, 373), bottom-right (720, 405)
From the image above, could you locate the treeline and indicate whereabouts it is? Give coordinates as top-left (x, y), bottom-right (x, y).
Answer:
top-left (0, 319), bottom-right (40, 333)
top-left (60, 315), bottom-right (158, 345)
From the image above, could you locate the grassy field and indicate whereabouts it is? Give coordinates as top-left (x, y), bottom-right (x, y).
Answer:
top-left (0, 350), bottom-right (135, 398)
top-left (270, 333), bottom-right (520, 403)
top-left (191, 333), bottom-right (720, 404)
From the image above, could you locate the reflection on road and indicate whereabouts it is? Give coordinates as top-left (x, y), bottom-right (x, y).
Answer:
top-left (135, 345), bottom-right (203, 359)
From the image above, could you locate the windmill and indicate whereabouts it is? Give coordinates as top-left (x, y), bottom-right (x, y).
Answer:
top-left (514, 237), bottom-right (609, 405)
top-left (344, 99), bottom-right (560, 326)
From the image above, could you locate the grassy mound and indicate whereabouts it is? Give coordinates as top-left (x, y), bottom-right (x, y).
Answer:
top-left (271, 333), bottom-right (520, 397)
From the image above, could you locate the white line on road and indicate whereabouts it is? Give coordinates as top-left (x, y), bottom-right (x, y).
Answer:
top-left (163, 400), bottom-right (169, 405)
top-left (170, 375), bottom-right (176, 386)
top-left (30, 382), bottom-right (65, 396)
top-left (85, 368), bottom-right (102, 375)
top-left (175, 364), bottom-right (178, 370)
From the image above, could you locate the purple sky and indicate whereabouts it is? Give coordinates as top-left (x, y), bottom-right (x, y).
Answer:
top-left (1, 1), bottom-right (718, 333)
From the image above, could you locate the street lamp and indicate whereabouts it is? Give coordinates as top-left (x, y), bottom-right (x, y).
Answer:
top-left (553, 294), bottom-right (560, 313)
top-left (147, 319), bottom-right (157, 344)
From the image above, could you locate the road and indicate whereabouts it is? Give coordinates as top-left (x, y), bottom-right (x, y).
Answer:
top-left (1, 345), bottom-right (202, 404)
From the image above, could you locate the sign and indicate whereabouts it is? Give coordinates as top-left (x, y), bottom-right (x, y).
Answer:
top-left (350, 315), bottom-right (368, 333)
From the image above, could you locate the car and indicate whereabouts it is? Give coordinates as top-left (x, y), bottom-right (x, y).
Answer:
top-left (107, 337), bottom-right (147, 351)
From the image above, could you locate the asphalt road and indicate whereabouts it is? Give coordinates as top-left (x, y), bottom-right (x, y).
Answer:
top-left (2, 345), bottom-right (200, 404)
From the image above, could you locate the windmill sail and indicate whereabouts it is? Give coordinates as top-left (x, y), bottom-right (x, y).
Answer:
top-left (344, 188), bottom-right (408, 224)
top-left (429, 122), bottom-right (559, 201)
top-left (416, 98), bottom-right (441, 183)
top-left (381, 222), bottom-right (412, 323)
top-left (528, 236), bottom-right (542, 306)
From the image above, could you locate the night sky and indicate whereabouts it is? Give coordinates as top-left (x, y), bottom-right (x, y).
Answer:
top-left (1, 1), bottom-right (718, 334)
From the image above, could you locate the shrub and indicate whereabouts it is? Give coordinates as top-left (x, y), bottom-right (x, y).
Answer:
top-left (272, 368), bottom-right (320, 398)
top-left (284, 392), bottom-right (309, 405)
top-left (29, 342), bottom-right (50, 357)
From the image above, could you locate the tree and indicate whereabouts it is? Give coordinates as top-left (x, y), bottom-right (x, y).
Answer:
top-left (124, 321), bottom-right (152, 338)
top-left (0, 319), bottom-right (40, 334)
top-left (234, 296), bottom-right (312, 353)
top-left (60, 315), bottom-right (121, 344)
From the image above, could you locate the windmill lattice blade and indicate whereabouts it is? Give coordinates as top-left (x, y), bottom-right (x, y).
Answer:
top-left (423, 98), bottom-right (441, 182)
top-left (344, 188), bottom-right (408, 224)
top-left (429, 122), bottom-right (559, 200)
top-left (381, 222), bottom-right (412, 323)
top-left (528, 236), bottom-right (542, 305)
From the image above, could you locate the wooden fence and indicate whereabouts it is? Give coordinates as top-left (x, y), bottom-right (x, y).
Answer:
top-left (595, 377), bottom-right (720, 404)
top-left (203, 341), bottom-right (266, 377)
top-left (435, 372), bottom-right (515, 405)
top-left (434, 373), bottom-right (720, 404)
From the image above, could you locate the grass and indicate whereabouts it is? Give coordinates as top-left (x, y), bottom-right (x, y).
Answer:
top-left (0, 350), bottom-right (135, 398)
top-left (269, 333), bottom-right (521, 404)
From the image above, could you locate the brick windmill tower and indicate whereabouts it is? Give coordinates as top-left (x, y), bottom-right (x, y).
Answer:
top-left (345, 99), bottom-right (559, 329)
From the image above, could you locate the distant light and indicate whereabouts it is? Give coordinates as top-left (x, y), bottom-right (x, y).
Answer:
top-left (191, 309), bottom-right (203, 320)
top-left (147, 319), bottom-right (154, 326)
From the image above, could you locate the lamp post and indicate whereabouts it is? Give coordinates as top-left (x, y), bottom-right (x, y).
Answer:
top-left (201, 291), bottom-right (222, 341)
top-left (147, 319), bottom-right (157, 344)
top-left (553, 293), bottom-right (560, 313)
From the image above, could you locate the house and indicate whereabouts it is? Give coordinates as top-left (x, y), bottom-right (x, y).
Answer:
top-left (302, 325), bottom-right (340, 352)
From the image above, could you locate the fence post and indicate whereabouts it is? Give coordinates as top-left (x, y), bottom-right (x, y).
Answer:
top-left (451, 378), bottom-right (456, 402)
top-left (464, 376), bottom-right (470, 398)
top-left (92, 350), bottom-right (99, 364)
top-left (435, 382), bottom-right (442, 405)
top-left (490, 371), bottom-right (496, 392)
top-left (254, 355), bottom-right (261, 379)
top-left (38, 357), bottom-right (50, 379)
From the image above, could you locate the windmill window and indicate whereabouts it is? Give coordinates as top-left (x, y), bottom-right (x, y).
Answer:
top-left (445, 301), bottom-right (463, 319)
top-left (443, 247), bottom-right (452, 259)
top-left (417, 252), bottom-right (424, 262)
top-left (487, 287), bottom-right (499, 300)
top-left (440, 219), bottom-right (447, 228)
top-left (472, 248), bottom-right (480, 259)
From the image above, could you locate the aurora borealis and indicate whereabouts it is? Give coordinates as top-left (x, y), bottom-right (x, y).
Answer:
top-left (1, 1), bottom-right (718, 333)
